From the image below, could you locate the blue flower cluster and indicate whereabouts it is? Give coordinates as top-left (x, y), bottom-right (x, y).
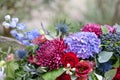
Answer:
top-left (64, 32), bottom-right (101, 59)
top-left (6, 16), bottom-right (41, 46)
top-left (10, 29), bottom-right (40, 46)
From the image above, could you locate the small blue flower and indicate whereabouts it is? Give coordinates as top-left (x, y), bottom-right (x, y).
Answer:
top-left (10, 30), bottom-right (18, 37)
top-left (26, 29), bottom-right (40, 40)
top-left (56, 23), bottom-right (68, 34)
top-left (17, 23), bottom-right (26, 30)
top-left (15, 49), bottom-right (26, 59)
top-left (22, 40), bottom-right (31, 46)
top-left (98, 61), bottom-right (112, 73)
top-left (10, 21), bottom-right (17, 28)
top-left (16, 33), bottom-right (24, 40)
top-left (9, 18), bottom-right (19, 28)
top-left (12, 18), bottom-right (19, 23)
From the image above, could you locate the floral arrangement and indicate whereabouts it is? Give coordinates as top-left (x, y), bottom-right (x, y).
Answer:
top-left (0, 15), bottom-right (120, 80)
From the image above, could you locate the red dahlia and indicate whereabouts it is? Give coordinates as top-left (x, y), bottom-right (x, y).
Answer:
top-left (35, 39), bottom-right (66, 70)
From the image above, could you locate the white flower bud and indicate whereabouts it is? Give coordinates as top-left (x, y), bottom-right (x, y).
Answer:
top-left (71, 68), bottom-right (76, 71)
top-left (63, 68), bottom-right (67, 71)
top-left (69, 71), bottom-right (73, 75)
top-left (67, 63), bottom-right (70, 67)
top-left (2, 21), bottom-right (10, 28)
top-left (5, 15), bottom-right (11, 21)
top-left (66, 70), bottom-right (70, 74)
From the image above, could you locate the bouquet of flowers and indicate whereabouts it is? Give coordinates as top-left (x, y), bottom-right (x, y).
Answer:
top-left (0, 15), bottom-right (120, 80)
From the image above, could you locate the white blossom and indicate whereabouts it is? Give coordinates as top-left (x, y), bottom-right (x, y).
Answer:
top-left (5, 15), bottom-right (11, 21)
top-left (0, 67), bottom-right (6, 80)
top-left (2, 21), bottom-right (10, 28)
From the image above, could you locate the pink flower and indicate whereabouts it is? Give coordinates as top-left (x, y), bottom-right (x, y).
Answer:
top-left (6, 53), bottom-right (15, 61)
top-left (81, 23), bottom-right (115, 37)
top-left (81, 23), bottom-right (102, 37)
top-left (105, 25), bottom-right (115, 33)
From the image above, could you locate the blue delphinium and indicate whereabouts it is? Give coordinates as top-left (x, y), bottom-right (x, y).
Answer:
top-left (15, 33), bottom-right (24, 41)
top-left (56, 23), bottom-right (68, 34)
top-left (10, 18), bottom-right (19, 28)
top-left (26, 29), bottom-right (40, 40)
top-left (17, 23), bottom-right (26, 30)
top-left (98, 61), bottom-right (112, 73)
top-left (15, 49), bottom-right (27, 59)
top-left (64, 32), bottom-right (101, 59)
top-left (10, 29), bottom-right (18, 37)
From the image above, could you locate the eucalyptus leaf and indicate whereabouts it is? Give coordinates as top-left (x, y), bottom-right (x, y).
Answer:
top-left (42, 68), bottom-right (64, 80)
top-left (101, 26), bottom-right (109, 34)
top-left (104, 69), bottom-right (117, 80)
top-left (98, 51), bottom-right (113, 63)
top-left (94, 73), bottom-right (103, 80)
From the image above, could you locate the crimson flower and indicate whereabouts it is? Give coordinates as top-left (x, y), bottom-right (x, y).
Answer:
top-left (75, 60), bottom-right (92, 78)
top-left (61, 52), bottom-right (79, 68)
top-left (56, 72), bottom-right (71, 80)
top-left (112, 66), bottom-right (120, 80)
top-left (30, 39), bottom-right (66, 70)
top-left (81, 23), bottom-right (115, 37)
top-left (81, 23), bottom-right (102, 37)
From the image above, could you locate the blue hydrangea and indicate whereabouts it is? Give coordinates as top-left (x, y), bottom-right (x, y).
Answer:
top-left (56, 23), bottom-right (68, 34)
top-left (64, 32), bottom-right (101, 59)
top-left (17, 23), bottom-right (26, 30)
top-left (26, 29), bottom-right (40, 40)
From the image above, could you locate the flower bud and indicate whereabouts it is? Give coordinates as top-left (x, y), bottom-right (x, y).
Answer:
top-left (0, 61), bottom-right (6, 67)
top-left (2, 21), bottom-right (10, 28)
top-left (5, 15), bottom-right (11, 21)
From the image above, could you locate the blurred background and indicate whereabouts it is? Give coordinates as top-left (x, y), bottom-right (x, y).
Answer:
top-left (0, 0), bottom-right (120, 34)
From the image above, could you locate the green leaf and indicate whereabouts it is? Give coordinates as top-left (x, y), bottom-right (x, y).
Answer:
top-left (105, 69), bottom-right (117, 80)
top-left (7, 46), bottom-right (11, 54)
top-left (98, 51), bottom-right (113, 63)
top-left (5, 61), bottom-right (19, 79)
top-left (101, 26), bottom-right (109, 34)
top-left (42, 68), bottom-right (64, 80)
top-left (113, 57), bottom-right (120, 68)
top-left (88, 72), bottom-right (98, 80)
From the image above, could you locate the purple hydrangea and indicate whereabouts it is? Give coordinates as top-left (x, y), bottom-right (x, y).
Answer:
top-left (64, 32), bottom-right (101, 59)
